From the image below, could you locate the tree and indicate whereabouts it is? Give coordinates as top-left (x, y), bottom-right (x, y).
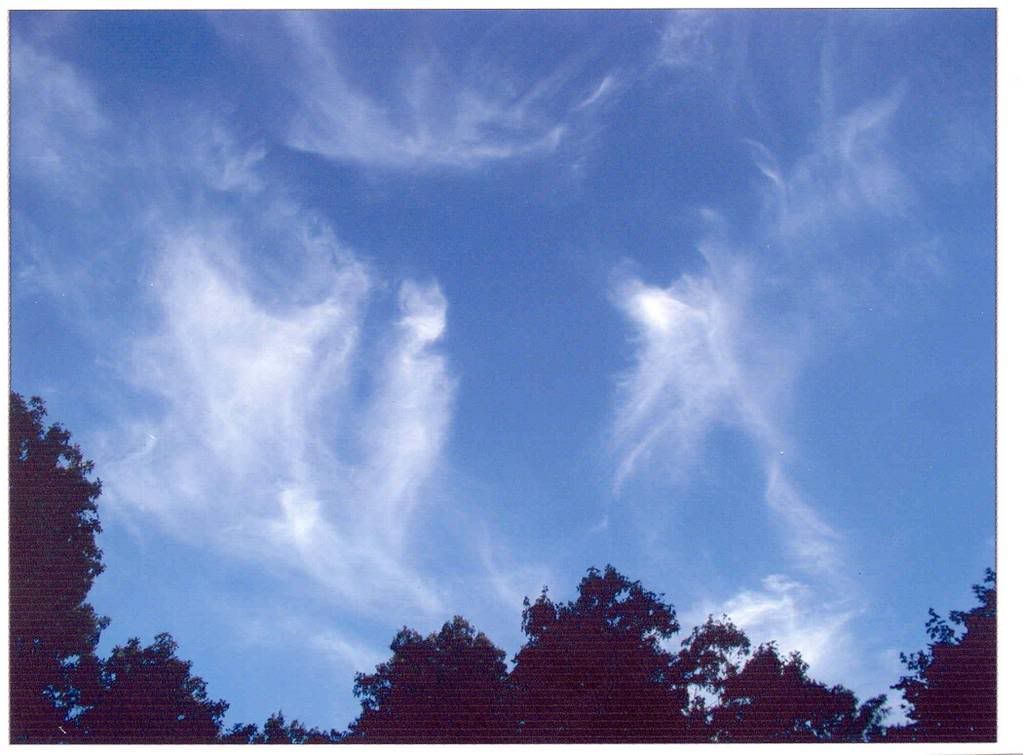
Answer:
top-left (707, 641), bottom-right (886, 742)
top-left (511, 565), bottom-right (687, 743)
top-left (78, 632), bottom-right (229, 743)
top-left (221, 711), bottom-right (345, 744)
top-left (674, 615), bottom-right (752, 738)
top-left (9, 393), bottom-right (109, 742)
top-left (891, 569), bottom-right (996, 742)
top-left (348, 615), bottom-right (515, 743)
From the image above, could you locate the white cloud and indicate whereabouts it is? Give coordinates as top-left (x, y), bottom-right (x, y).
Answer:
top-left (612, 57), bottom-right (930, 708)
top-left (353, 279), bottom-right (455, 552)
top-left (610, 82), bottom-right (918, 576)
top-left (611, 255), bottom-right (840, 578)
top-left (256, 14), bottom-right (605, 171)
top-left (477, 529), bottom-right (549, 616)
top-left (10, 30), bottom-right (468, 639)
top-left (764, 461), bottom-right (842, 576)
top-left (575, 74), bottom-right (618, 110)
top-left (4, 36), bottom-right (465, 621)
top-left (236, 610), bottom-right (384, 678)
top-left (99, 217), bottom-right (454, 618)
top-left (755, 86), bottom-right (911, 241)
top-left (658, 11), bottom-right (715, 70)
top-left (10, 39), bottom-right (107, 191)
top-left (194, 123), bottom-right (268, 195)
top-left (309, 628), bottom-right (384, 675)
top-left (684, 574), bottom-right (856, 683)
top-left (611, 270), bottom-right (742, 490)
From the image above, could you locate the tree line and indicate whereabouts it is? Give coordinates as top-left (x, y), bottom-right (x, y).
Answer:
top-left (9, 393), bottom-right (996, 743)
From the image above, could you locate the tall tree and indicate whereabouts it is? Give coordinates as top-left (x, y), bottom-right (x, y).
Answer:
top-left (221, 711), bottom-right (345, 744)
top-left (708, 641), bottom-right (886, 742)
top-left (349, 616), bottom-right (515, 743)
top-left (9, 393), bottom-right (108, 742)
top-left (79, 632), bottom-right (229, 743)
top-left (511, 565), bottom-right (687, 743)
top-left (674, 615), bottom-right (752, 737)
top-left (891, 569), bottom-right (996, 742)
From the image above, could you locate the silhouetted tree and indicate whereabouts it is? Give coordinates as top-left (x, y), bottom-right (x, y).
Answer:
top-left (890, 569), bottom-right (996, 742)
top-left (221, 711), bottom-right (345, 743)
top-left (348, 615), bottom-right (515, 743)
top-left (511, 565), bottom-right (687, 743)
top-left (79, 632), bottom-right (229, 743)
top-left (9, 393), bottom-right (109, 742)
top-left (674, 615), bottom-right (752, 737)
top-left (708, 641), bottom-right (886, 742)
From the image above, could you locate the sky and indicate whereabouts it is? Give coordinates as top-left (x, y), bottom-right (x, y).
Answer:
top-left (9, 9), bottom-right (998, 732)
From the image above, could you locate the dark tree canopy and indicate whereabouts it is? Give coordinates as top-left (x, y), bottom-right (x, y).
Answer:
top-left (674, 615), bottom-right (752, 735)
top-left (674, 616), bottom-right (885, 743)
top-left (891, 569), bottom-right (996, 742)
top-left (348, 615), bottom-right (515, 743)
top-left (709, 642), bottom-right (886, 742)
top-left (78, 632), bottom-right (229, 743)
top-left (9, 393), bottom-right (109, 743)
top-left (221, 711), bottom-right (345, 744)
top-left (511, 565), bottom-right (687, 743)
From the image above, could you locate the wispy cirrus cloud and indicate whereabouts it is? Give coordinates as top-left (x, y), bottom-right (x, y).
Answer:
top-left (100, 222), bottom-right (454, 616)
top-left (11, 35), bottom-right (460, 620)
top-left (610, 25), bottom-right (932, 693)
top-left (611, 72), bottom-right (919, 573)
top-left (682, 574), bottom-right (856, 681)
top-left (10, 38), bottom-right (108, 196)
top-left (657, 10), bottom-right (716, 70)
top-left (220, 13), bottom-right (615, 172)
top-left (750, 85), bottom-right (911, 241)
top-left (611, 241), bottom-right (838, 577)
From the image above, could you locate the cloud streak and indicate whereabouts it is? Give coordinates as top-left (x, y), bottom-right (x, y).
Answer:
top-left (219, 13), bottom-right (614, 172)
top-left (8, 34), bottom-right (461, 622)
top-left (101, 226), bottom-right (454, 616)
top-left (682, 574), bottom-right (857, 682)
top-left (609, 26), bottom-right (932, 693)
top-left (611, 73), bottom-right (916, 579)
top-left (10, 39), bottom-right (108, 198)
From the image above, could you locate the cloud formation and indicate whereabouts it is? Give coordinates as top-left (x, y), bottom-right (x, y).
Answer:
top-left (682, 574), bottom-right (856, 682)
top-left (10, 39), bottom-right (108, 196)
top-left (611, 55), bottom-right (917, 570)
top-left (657, 11), bottom-right (716, 70)
top-left (9, 32), bottom-right (462, 622)
top-left (231, 14), bottom-right (611, 171)
top-left (610, 28), bottom-right (930, 690)
top-left (611, 244), bottom-right (840, 577)
top-left (101, 224), bottom-right (454, 616)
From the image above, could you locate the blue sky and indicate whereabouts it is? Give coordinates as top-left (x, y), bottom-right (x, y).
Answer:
top-left (10, 10), bottom-right (997, 731)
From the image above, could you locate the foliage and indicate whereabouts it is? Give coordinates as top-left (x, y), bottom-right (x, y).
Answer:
top-left (674, 615), bottom-right (752, 735)
top-left (221, 711), bottom-right (346, 744)
top-left (709, 642), bottom-right (887, 742)
top-left (9, 393), bottom-right (109, 742)
top-left (78, 632), bottom-right (229, 743)
top-left (890, 569), bottom-right (996, 742)
top-left (511, 565), bottom-right (687, 742)
top-left (348, 615), bottom-right (515, 743)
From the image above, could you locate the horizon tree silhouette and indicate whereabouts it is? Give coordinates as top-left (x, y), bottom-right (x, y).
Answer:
top-left (707, 641), bottom-right (887, 742)
top-left (77, 632), bottom-right (228, 743)
top-left (9, 393), bottom-right (109, 742)
top-left (220, 710), bottom-right (346, 743)
top-left (348, 615), bottom-right (515, 743)
top-left (889, 569), bottom-right (996, 742)
top-left (673, 614), bottom-right (752, 738)
top-left (511, 565), bottom-right (688, 743)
